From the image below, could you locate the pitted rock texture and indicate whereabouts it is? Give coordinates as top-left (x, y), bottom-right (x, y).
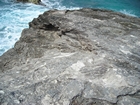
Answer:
top-left (0, 9), bottom-right (140, 105)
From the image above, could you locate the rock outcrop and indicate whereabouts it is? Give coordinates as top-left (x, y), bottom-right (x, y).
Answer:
top-left (0, 8), bottom-right (140, 105)
top-left (16, 0), bottom-right (41, 4)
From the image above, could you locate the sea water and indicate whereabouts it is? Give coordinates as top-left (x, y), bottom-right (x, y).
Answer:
top-left (0, 0), bottom-right (140, 56)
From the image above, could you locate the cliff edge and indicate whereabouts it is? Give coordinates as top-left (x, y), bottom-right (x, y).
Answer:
top-left (0, 9), bottom-right (140, 105)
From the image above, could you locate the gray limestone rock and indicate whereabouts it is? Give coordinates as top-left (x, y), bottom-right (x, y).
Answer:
top-left (0, 8), bottom-right (140, 105)
top-left (16, 0), bottom-right (41, 4)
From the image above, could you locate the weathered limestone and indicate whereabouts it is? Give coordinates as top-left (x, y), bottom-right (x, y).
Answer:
top-left (0, 9), bottom-right (140, 105)
top-left (16, 0), bottom-right (41, 4)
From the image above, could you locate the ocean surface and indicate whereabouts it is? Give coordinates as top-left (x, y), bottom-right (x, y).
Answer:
top-left (0, 0), bottom-right (140, 56)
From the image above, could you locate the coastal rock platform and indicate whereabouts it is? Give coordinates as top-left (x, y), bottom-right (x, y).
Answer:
top-left (0, 9), bottom-right (140, 105)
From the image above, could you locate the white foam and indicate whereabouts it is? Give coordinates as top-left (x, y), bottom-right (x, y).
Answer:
top-left (41, 0), bottom-right (80, 10)
top-left (120, 9), bottom-right (137, 17)
top-left (0, 3), bottom-right (46, 55)
top-left (0, 0), bottom-right (80, 56)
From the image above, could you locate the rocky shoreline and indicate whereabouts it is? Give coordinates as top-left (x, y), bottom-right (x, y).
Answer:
top-left (0, 8), bottom-right (140, 105)
top-left (16, 0), bottom-right (41, 4)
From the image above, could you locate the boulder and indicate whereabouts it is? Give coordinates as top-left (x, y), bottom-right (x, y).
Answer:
top-left (16, 0), bottom-right (41, 4)
top-left (0, 9), bottom-right (140, 105)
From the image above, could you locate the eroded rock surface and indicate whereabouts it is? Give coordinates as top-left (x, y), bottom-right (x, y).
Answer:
top-left (16, 0), bottom-right (41, 4)
top-left (0, 9), bottom-right (140, 105)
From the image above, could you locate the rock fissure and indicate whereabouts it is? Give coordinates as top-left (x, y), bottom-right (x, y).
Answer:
top-left (116, 90), bottom-right (140, 105)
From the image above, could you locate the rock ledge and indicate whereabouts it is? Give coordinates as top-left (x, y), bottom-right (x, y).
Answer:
top-left (0, 9), bottom-right (140, 105)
